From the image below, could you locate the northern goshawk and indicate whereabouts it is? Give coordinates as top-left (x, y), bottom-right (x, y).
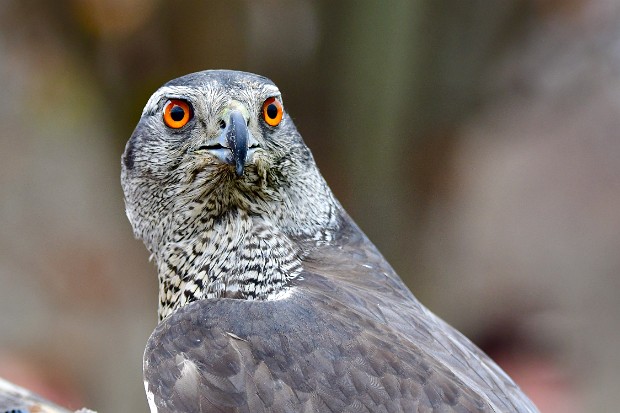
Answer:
top-left (121, 70), bottom-right (539, 413)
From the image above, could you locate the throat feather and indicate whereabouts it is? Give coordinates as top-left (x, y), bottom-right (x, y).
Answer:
top-left (156, 210), bottom-right (301, 320)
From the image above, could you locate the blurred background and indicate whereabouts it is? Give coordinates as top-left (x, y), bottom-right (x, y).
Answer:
top-left (0, 0), bottom-right (619, 412)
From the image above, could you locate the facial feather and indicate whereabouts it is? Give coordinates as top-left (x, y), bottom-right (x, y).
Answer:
top-left (121, 70), bottom-right (340, 319)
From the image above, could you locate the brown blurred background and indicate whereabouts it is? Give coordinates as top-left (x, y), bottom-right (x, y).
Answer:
top-left (1, 1), bottom-right (619, 412)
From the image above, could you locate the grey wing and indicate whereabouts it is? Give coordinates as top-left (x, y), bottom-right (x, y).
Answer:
top-left (144, 216), bottom-right (538, 413)
top-left (0, 377), bottom-right (94, 413)
top-left (145, 292), bottom-right (506, 413)
top-left (301, 217), bottom-right (539, 413)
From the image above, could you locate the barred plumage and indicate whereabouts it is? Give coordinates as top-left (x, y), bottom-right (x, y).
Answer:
top-left (121, 70), bottom-right (539, 413)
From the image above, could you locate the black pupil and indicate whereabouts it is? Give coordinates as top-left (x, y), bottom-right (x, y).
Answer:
top-left (170, 105), bottom-right (185, 122)
top-left (266, 103), bottom-right (278, 119)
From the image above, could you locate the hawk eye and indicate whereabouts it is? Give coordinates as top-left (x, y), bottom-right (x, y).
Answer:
top-left (163, 99), bottom-right (193, 129)
top-left (261, 97), bottom-right (283, 127)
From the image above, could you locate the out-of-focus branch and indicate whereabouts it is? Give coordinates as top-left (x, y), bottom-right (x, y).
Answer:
top-left (0, 377), bottom-right (95, 413)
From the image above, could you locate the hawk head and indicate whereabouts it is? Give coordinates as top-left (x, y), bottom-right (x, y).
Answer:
top-left (121, 70), bottom-right (340, 317)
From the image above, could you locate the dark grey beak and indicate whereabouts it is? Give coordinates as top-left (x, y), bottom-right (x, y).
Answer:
top-left (226, 110), bottom-right (249, 177)
top-left (200, 109), bottom-right (257, 177)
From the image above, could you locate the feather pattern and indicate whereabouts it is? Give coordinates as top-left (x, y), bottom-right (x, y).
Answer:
top-left (122, 70), bottom-right (539, 413)
top-left (143, 217), bottom-right (538, 412)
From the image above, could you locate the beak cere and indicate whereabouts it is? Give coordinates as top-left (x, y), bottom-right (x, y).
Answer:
top-left (226, 110), bottom-right (249, 177)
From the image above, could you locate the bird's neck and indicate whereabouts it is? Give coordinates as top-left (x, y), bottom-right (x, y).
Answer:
top-left (155, 210), bottom-right (301, 320)
top-left (154, 169), bottom-right (340, 320)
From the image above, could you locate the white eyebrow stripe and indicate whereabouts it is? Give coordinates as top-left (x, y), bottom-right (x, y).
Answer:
top-left (142, 83), bottom-right (282, 117)
top-left (142, 86), bottom-right (202, 115)
top-left (263, 84), bottom-right (280, 95)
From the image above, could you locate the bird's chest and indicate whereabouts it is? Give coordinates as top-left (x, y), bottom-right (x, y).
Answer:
top-left (156, 214), bottom-right (302, 319)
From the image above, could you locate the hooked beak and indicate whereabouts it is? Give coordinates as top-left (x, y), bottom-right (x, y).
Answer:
top-left (198, 109), bottom-right (258, 177)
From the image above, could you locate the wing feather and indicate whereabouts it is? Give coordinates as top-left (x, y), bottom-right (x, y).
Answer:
top-left (144, 217), bottom-right (538, 412)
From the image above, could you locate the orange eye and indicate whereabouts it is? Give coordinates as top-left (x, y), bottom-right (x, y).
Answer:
top-left (163, 99), bottom-right (192, 129)
top-left (262, 97), bottom-right (283, 126)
